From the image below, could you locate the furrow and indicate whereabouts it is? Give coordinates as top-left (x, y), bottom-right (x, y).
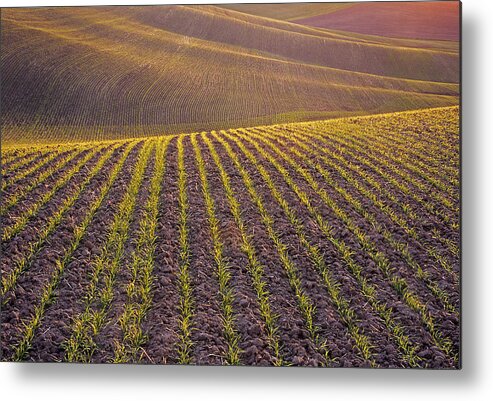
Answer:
top-left (174, 136), bottom-right (195, 364)
top-left (212, 132), bottom-right (378, 366)
top-left (338, 124), bottom-right (458, 199)
top-left (276, 131), bottom-right (459, 286)
top-left (2, 147), bottom-right (68, 192)
top-left (229, 129), bottom-right (458, 366)
top-left (5, 140), bottom-right (138, 361)
top-left (275, 126), bottom-right (459, 275)
top-left (1, 146), bottom-right (94, 215)
top-left (62, 141), bottom-right (153, 362)
top-left (1, 143), bottom-right (123, 303)
top-left (203, 133), bottom-right (284, 365)
top-left (258, 127), bottom-right (459, 309)
top-left (2, 145), bottom-right (106, 241)
top-left (2, 149), bottom-right (49, 176)
top-left (305, 126), bottom-right (459, 225)
top-left (220, 130), bottom-right (426, 367)
top-left (213, 131), bottom-right (345, 367)
top-left (191, 133), bottom-right (242, 365)
top-left (300, 126), bottom-right (459, 234)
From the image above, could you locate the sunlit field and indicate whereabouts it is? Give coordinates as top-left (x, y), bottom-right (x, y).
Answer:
top-left (1, 3), bottom-right (460, 367)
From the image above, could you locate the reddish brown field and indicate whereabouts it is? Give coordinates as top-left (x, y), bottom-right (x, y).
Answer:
top-left (294, 1), bottom-right (460, 41)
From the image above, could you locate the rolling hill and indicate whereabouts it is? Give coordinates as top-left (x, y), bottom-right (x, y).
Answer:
top-left (1, 5), bottom-right (459, 144)
top-left (0, 4), bottom-right (460, 369)
top-left (293, 1), bottom-right (460, 41)
top-left (219, 3), bottom-right (354, 21)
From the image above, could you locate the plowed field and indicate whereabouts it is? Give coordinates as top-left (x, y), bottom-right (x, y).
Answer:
top-left (1, 107), bottom-right (460, 367)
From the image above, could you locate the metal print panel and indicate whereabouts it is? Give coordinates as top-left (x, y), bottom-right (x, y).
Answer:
top-left (0, 1), bottom-right (461, 368)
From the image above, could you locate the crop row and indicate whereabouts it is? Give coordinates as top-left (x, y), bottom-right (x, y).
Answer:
top-left (1, 107), bottom-right (459, 367)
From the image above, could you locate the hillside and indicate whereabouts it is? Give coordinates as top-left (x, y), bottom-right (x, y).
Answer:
top-left (293, 1), bottom-right (460, 41)
top-left (219, 3), bottom-right (354, 21)
top-left (1, 6), bottom-right (459, 144)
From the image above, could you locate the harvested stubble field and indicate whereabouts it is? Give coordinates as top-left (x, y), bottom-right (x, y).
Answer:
top-left (0, 106), bottom-right (460, 368)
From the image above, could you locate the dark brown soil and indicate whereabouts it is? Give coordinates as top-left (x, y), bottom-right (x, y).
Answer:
top-left (296, 129), bottom-right (460, 269)
top-left (1, 143), bottom-right (143, 361)
top-left (208, 135), bottom-right (353, 366)
top-left (90, 144), bottom-right (157, 363)
top-left (226, 131), bottom-right (458, 368)
top-left (1, 146), bottom-right (112, 280)
top-left (2, 149), bottom-right (54, 177)
top-left (197, 137), bottom-right (278, 366)
top-left (2, 147), bottom-right (94, 236)
top-left (1, 111), bottom-right (460, 368)
top-left (216, 134), bottom-right (404, 367)
top-left (140, 137), bottom-right (181, 364)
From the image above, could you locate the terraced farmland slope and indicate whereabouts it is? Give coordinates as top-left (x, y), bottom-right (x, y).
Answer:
top-left (1, 106), bottom-right (460, 367)
top-left (1, 5), bottom-right (458, 144)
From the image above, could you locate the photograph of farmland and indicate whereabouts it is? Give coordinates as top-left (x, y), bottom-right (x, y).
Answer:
top-left (0, 1), bottom-right (460, 368)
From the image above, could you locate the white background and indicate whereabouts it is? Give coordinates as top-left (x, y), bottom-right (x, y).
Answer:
top-left (0, 0), bottom-right (490, 400)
